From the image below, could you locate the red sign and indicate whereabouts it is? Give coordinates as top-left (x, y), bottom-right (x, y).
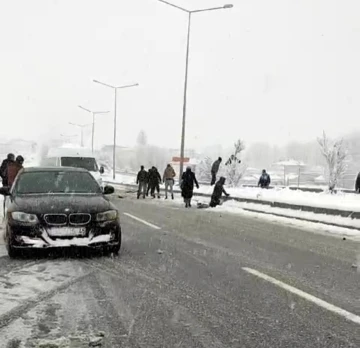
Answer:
top-left (172, 156), bottom-right (190, 163)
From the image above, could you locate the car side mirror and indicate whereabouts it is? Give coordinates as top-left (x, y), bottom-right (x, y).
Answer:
top-left (99, 166), bottom-right (105, 174)
top-left (103, 185), bottom-right (114, 195)
top-left (0, 186), bottom-right (11, 196)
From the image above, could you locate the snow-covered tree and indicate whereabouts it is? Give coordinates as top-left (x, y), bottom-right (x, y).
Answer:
top-left (317, 131), bottom-right (348, 191)
top-left (223, 139), bottom-right (247, 187)
top-left (196, 156), bottom-right (213, 182)
top-left (136, 130), bottom-right (147, 147)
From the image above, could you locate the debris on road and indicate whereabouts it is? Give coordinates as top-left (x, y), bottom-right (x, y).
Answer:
top-left (157, 249), bottom-right (164, 254)
top-left (89, 336), bottom-right (103, 347)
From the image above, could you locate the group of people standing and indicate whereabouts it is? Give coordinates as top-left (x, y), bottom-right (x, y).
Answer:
top-left (136, 160), bottom-right (231, 209)
top-left (136, 164), bottom-right (201, 208)
top-left (136, 164), bottom-right (176, 200)
top-left (0, 153), bottom-right (25, 187)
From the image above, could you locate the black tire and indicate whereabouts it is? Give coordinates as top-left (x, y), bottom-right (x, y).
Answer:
top-left (7, 243), bottom-right (20, 259)
top-left (110, 241), bottom-right (121, 255)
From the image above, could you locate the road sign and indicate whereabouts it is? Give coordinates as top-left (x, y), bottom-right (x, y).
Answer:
top-left (172, 156), bottom-right (190, 163)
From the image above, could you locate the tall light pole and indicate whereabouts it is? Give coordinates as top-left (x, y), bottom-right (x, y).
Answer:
top-left (93, 80), bottom-right (139, 179)
top-left (78, 106), bottom-right (109, 153)
top-left (69, 122), bottom-right (92, 147)
top-left (157, 0), bottom-right (233, 179)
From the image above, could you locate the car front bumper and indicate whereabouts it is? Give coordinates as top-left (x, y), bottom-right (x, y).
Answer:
top-left (6, 221), bottom-right (121, 249)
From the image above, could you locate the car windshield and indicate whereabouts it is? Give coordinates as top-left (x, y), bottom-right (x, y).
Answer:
top-left (13, 171), bottom-right (102, 194)
top-left (61, 157), bottom-right (98, 172)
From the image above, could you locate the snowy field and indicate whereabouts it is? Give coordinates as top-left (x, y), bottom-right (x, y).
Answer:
top-left (104, 174), bottom-right (360, 213)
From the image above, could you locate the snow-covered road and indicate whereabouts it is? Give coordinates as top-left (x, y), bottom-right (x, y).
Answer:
top-left (0, 192), bottom-right (359, 347)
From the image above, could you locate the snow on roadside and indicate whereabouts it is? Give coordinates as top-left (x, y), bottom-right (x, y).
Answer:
top-left (210, 200), bottom-right (360, 238)
top-left (105, 174), bottom-right (360, 213)
top-left (197, 186), bottom-right (360, 213)
top-left (144, 194), bottom-right (360, 239)
top-left (221, 200), bottom-right (360, 229)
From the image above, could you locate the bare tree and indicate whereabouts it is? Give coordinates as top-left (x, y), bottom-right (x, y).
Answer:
top-left (196, 156), bottom-right (213, 182)
top-left (223, 139), bottom-right (247, 187)
top-left (317, 131), bottom-right (348, 191)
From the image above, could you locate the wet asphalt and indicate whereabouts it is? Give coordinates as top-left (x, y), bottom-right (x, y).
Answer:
top-left (0, 191), bottom-right (359, 347)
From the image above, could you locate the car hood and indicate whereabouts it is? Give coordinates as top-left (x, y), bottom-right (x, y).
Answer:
top-left (11, 194), bottom-right (113, 214)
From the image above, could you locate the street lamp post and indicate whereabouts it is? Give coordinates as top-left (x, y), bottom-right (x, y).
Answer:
top-left (69, 122), bottom-right (92, 147)
top-left (78, 106), bottom-right (109, 153)
top-left (93, 80), bottom-right (139, 180)
top-left (157, 0), bottom-right (233, 180)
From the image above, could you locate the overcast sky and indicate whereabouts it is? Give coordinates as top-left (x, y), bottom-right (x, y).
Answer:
top-left (0, 0), bottom-right (359, 151)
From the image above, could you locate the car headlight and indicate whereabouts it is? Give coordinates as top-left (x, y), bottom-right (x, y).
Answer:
top-left (96, 210), bottom-right (118, 222)
top-left (11, 212), bottom-right (39, 224)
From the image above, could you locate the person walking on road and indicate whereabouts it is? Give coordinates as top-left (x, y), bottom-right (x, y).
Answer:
top-left (163, 164), bottom-right (176, 199)
top-left (181, 166), bottom-right (199, 208)
top-left (148, 166), bottom-right (161, 198)
top-left (136, 165), bottom-right (148, 199)
top-left (211, 157), bottom-right (222, 186)
top-left (258, 169), bottom-right (271, 188)
top-left (7, 155), bottom-right (24, 187)
top-left (0, 153), bottom-right (15, 187)
top-left (210, 177), bottom-right (230, 208)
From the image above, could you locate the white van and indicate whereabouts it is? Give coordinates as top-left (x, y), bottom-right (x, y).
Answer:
top-left (41, 146), bottom-right (105, 187)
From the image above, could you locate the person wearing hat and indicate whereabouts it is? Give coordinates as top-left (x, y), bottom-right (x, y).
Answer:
top-left (181, 166), bottom-right (199, 208)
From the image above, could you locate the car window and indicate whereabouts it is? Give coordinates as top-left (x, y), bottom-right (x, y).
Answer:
top-left (13, 171), bottom-right (102, 194)
top-left (61, 157), bottom-right (98, 172)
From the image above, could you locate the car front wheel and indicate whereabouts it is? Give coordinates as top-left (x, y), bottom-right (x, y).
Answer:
top-left (7, 242), bottom-right (20, 259)
top-left (110, 243), bottom-right (121, 255)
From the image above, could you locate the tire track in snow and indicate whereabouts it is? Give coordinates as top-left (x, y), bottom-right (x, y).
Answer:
top-left (83, 258), bottom-right (229, 348)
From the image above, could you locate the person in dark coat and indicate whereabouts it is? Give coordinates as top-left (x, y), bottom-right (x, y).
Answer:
top-left (0, 153), bottom-right (15, 187)
top-left (136, 165), bottom-right (148, 199)
top-left (7, 155), bottom-right (24, 187)
top-left (355, 172), bottom-right (360, 193)
top-left (210, 177), bottom-right (230, 208)
top-left (148, 166), bottom-right (161, 198)
top-left (146, 167), bottom-right (152, 196)
top-left (181, 166), bottom-right (199, 208)
top-left (258, 169), bottom-right (271, 188)
top-left (211, 157), bottom-right (222, 186)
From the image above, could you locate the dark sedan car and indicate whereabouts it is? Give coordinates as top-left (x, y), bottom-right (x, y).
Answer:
top-left (0, 167), bottom-right (121, 258)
